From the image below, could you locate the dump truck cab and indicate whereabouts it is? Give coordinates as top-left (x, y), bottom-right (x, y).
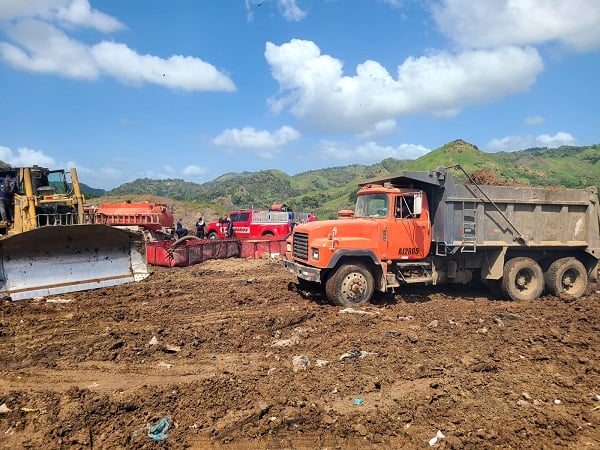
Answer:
top-left (283, 183), bottom-right (433, 305)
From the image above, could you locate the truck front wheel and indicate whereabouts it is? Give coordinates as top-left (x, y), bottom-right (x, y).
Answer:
top-left (207, 231), bottom-right (219, 240)
top-left (545, 257), bottom-right (587, 298)
top-left (501, 257), bottom-right (544, 301)
top-left (325, 264), bottom-right (374, 307)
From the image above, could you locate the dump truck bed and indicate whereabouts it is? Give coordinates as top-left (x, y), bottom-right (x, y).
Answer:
top-left (437, 183), bottom-right (600, 254)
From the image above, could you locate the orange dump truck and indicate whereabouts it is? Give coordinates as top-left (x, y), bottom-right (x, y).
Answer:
top-left (283, 166), bottom-right (600, 306)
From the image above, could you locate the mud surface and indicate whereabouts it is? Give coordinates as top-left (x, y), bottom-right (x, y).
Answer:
top-left (1, 258), bottom-right (599, 449)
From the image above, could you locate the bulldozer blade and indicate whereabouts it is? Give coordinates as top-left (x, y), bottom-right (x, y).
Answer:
top-left (0, 224), bottom-right (150, 301)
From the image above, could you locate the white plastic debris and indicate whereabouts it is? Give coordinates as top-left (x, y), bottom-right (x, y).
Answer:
top-left (429, 430), bottom-right (445, 446)
top-left (0, 403), bottom-right (11, 414)
top-left (149, 336), bottom-right (159, 346)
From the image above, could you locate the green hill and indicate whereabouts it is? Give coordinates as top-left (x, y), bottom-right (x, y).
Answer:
top-left (102, 140), bottom-right (600, 219)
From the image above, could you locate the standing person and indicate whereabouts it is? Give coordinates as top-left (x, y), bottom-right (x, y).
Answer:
top-left (175, 218), bottom-right (188, 239)
top-left (0, 177), bottom-right (6, 223)
top-left (1, 175), bottom-right (16, 223)
top-left (226, 215), bottom-right (234, 238)
top-left (195, 217), bottom-right (205, 239)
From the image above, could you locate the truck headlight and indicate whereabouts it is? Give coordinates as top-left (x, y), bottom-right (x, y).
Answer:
top-left (286, 242), bottom-right (292, 252)
top-left (311, 248), bottom-right (319, 261)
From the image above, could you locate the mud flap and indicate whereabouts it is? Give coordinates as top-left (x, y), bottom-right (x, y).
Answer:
top-left (0, 225), bottom-right (150, 301)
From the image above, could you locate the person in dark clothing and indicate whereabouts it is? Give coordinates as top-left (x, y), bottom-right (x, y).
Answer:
top-left (1, 175), bottom-right (16, 223)
top-left (195, 217), bottom-right (205, 239)
top-left (226, 215), bottom-right (234, 238)
top-left (175, 219), bottom-right (188, 239)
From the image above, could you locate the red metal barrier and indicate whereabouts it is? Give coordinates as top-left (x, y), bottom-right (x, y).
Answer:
top-left (147, 237), bottom-right (285, 267)
top-left (240, 238), bottom-right (286, 259)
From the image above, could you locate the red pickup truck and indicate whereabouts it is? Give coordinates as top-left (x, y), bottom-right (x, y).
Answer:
top-left (205, 209), bottom-right (312, 239)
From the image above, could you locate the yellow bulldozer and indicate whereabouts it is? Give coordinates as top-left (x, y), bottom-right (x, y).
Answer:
top-left (0, 166), bottom-right (149, 300)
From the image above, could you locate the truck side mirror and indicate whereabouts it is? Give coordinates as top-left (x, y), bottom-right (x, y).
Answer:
top-left (413, 192), bottom-right (423, 215)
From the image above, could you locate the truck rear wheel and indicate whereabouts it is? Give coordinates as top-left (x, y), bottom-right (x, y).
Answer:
top-left (545, 257), bottom-right (587, 298)
top-left (325, 264), bottom-right (374, 307)
top-left (501, 257), bottom-right (544, 301)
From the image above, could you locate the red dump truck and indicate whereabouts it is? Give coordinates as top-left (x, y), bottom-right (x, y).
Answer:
top-left (205, 205), bottom-right (312, 240)
top-left (283, 166), bottom-right (600, 306)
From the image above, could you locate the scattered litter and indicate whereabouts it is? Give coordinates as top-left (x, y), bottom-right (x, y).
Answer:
top-left (428, 430), bottom-right (445, 446)
top-left (494, 312), bottom-right (523, 321)
top-left (353, 398), bottom-right (363, 405)
top-left (315, 359), bottom-right (329, 367)
top-left (0, 403), bottom-right (10, 414)
top-left (398, 315), bottom-right (414, 321)
top-left (149, 336), bottom-right (159, 346)
top-left (339, 307), bottom-right (379, 316)
top-left (147, 416), bottom-right (170, 441)
top-left (427, 320), bottom-right (439, 328)
top-left (476, 327), bottom-right (488, 334)
top-left (271, 327), bottom-right (309, 347)
top-left (385, 331), bottom-right (401, 338)
top-left (164, 344), bottom-right (181, 353)
top-left (494, 317), bottom-right (505, 327)
top-left (241, 278), bottom-right (254, 285)
top-left (340, 349), bottom-right (376, 361)
top-left (292, 355), bottom-right (311, 372)
top-left (591, 405), bottom-right (600, 411)
top-left (158, 362), bottom-right (173, 369)
top-left (46, 297), bottom-right (73, 304)
top-left (516, 399), bottom-right (529, 407)
top-left (554, 399), bottom-right (561, 405)
top-left (20, 407), bottom-right (39, 413)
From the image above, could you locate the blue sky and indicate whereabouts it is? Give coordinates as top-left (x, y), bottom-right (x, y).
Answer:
top-left (1, 0), bottom-right (599, 190)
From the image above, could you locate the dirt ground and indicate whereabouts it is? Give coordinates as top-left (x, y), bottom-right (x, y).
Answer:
top-left (1, 257), bottom-right (599, 449)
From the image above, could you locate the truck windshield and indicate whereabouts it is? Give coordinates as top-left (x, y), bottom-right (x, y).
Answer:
top-left (354, 194), bottom-right (389, 218)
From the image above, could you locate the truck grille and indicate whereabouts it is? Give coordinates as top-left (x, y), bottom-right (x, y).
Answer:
top-left (293, 232), bottom-right (309, 260)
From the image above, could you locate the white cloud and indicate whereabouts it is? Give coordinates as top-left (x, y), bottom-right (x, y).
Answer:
top-left (0, 145), bottom-right (56, 167)
top-left (1, 19), bottom-right (99, 78)
top-left (278, 0), bottom-right (306, 22)
top-left (432, 0), bottom-right (600, 52)
top-left (265, 39), bottom-right (543, 134)
top-left (524, 115), bottom-right (545, 126)
top-left (91, 41), bottom-right (236, 91)
top-left (182, 165), bottom-right (207, 177)
top-left (212, 126), bottom-right (301, 149)
top-left (317, 141), bottom-right (430, 163)
top-left (244, 0), bottom-right (306, 22)
top-left (0, 0), bottom-right (124, 32)
top-left (0, 2), bottom-right (235, 91)
top-left (488, 131), bottom-right (576, 152)
top-left (356, 119), bottom-right (397, 139)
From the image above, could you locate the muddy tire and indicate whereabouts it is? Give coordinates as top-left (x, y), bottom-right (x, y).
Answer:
top-left (545, 257), bottom-right (587, 298)
top-left (207, 231), bottom-right (219, 240)
top-left (501, 257), bottom-right (544, 301)
top-left (325, 264), bottom-right (374, 307)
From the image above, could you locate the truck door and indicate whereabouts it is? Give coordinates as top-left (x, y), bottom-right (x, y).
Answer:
top-left (391, 192), bottom-right (431, 259)
top-left (231, 212), bottom-right (251, 238)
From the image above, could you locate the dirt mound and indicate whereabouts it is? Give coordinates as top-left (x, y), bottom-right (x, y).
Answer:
top-left (1, 258), bottom-right (599, 449)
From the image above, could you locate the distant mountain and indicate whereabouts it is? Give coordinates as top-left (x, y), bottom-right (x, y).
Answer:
top-left (80, 183), bottom-right (105, 198)
top-left (102, 140), bottom-right (600, 219)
